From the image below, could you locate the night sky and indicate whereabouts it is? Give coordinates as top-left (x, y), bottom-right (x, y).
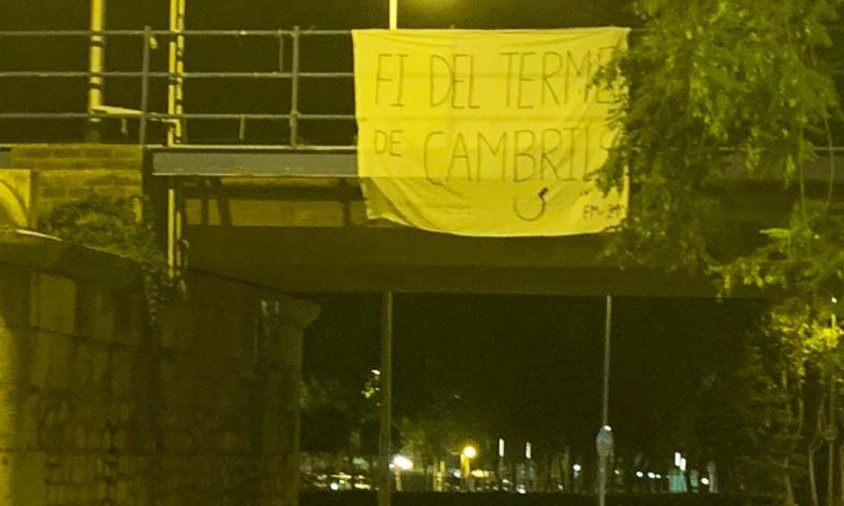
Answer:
top-left (302, 293), bottom-right (765, 461)
top-left (4, 0), bottom-right (761, 463)
top-left (1, 1), bottom-right (638, 31)
top-left (0, 0), bottom-right (638, 144)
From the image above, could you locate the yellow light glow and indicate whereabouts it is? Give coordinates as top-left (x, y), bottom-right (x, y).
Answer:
top-left (462, 445), bottom-right (477, 459)
top-left (393, 455), bottom-right (413, 471)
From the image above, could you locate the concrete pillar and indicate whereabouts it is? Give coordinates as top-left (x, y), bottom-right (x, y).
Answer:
top-left (274, 296), bottom-right (319, 506)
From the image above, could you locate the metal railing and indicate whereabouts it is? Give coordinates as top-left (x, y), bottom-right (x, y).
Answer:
top-left (0, 28), bottom-right (357, 148)
top-left (4, 26), bottom-right (844, 149)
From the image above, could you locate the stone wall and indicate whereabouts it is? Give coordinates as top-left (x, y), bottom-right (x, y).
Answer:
top-left (7, 144), bottom-right (144, 226)
top-left (0, 230), bottom-right (318, 506)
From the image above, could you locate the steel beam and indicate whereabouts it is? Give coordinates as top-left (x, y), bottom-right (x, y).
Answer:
top-left (151, 148), bottom-right (357, 177)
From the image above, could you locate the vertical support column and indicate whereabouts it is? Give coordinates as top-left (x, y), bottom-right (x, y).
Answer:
top-left (389, 0), bottom-right (399, 30)
top-left (828, 377), bottom-right (836, 506)
top-left (166, 0), bottom-right (186, 286)
top-left (289, 26), bottom-right (301, 149)
top-left (139, 26), bottom-right (152, 146)
top-left (167, 182), bottom-right (176, 279)
top-left (379, 9), bottom-right (398, 502)
top-left (602, 294), bottom-right (612, 427)
top-left (378, 292), bottom-right (393, 506)
top-left (598, 294), bottom-right (613, 506)
top-left (166, 179), bottom-right (182, 280)
top-left (87, 0), bottom-right (106, 140)
top-left (275, 296), bottom-right (320, 506)
top-left (167, 0), bottom-right (186, 146)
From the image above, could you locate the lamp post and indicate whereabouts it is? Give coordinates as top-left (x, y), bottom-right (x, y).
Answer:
top-left (379, 3), bottom-right (397, 503)
top-left (596, 426), bottom-right (614, 506)
top-left (461, 445), bottom-right (477, 490)
top-left (378, 293), bottom-right (394, 506)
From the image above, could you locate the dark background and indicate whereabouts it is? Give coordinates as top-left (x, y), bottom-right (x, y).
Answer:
top-left (2, 0), bottom-right (766, 464)
top-left (302, 293), bottom-right (764, 461)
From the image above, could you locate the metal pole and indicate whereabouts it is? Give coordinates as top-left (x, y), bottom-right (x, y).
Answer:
top-left (599, 295), bottom-right (612, 506)
top-left (289, 26), bottom-right (301, 148)
top-left (831, 302), bottom-right (838, 506)
top-left (378, 292), bottom-right (394, 506)
top-left (602, 294), bottom-right (612, 426)
top-left (167, 181), bottom-right (176, 279)
top-left (87, 0), bottom-right (106, 140)
top-left (139, 26), bottom-right (152, 146)
top-left (828, 377), bottom-right (835, 506)
top-left (379, 4), bottom-right (397, 500)
top-left (389, 0), bottom-right (399, 30)
top-left (167, 0), bottom-right (186, 146)
top-left (378, 7), bottom-right (398, 502)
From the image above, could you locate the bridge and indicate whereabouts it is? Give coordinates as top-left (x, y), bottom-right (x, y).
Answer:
top-left (0, 23), bottom-right (839, 506)
top-left (2, 27), bottom-right (842, 297)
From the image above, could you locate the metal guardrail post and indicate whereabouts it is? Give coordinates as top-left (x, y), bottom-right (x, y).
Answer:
top-left (139, 26), bottom-right (152, 146)
top-left (167, 0), bottom-right (187, 146)
top-left (0, 27), bottom-right (360, 147)
top-left (87, 0), bottom-right (106, 141)
top-left (290, 25), bottom-right (301, 149)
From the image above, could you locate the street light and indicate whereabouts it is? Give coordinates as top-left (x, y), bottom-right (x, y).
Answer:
top-left (393, 455), bottom-right (413, 471)
top-left (392, 455), bottom-right (413, 491)
top-left (460, 445), bottom-right (477, 490)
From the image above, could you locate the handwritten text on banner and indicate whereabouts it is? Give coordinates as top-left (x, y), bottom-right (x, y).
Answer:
top-left (353, 28), bottom-right (629, 237)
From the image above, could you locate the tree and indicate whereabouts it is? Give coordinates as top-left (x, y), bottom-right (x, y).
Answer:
top-left (300, 377), bottom-right (354, 455)
top-left (697, 327), bottom-right (805, 502)
top-left (596, 0), bottom-right (844, 503)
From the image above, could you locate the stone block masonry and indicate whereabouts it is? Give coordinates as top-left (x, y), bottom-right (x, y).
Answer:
top-left (7, 144), bottom-right (144, 225)
top-left (0, 231), bottom-right (319, 506)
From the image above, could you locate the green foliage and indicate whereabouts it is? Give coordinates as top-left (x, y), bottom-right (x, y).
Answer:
top-left (718, 202), bottom-right (844, 360)
top-left (597, 0), bottom-right (844, 499)
top-left (37, 194), bottom-right (171, 332)
top-left (697, 328), bottom-right (806, 497)
top-left (301, 377), bottom-right (355, 454)
top-left (398, 399), bottom-right (476, 468)
top-left (598, 0), bottom-right (842, 272)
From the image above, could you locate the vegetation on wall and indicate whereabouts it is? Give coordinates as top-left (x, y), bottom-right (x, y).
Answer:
top-left (37, 194), bottom-right (171, 332)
